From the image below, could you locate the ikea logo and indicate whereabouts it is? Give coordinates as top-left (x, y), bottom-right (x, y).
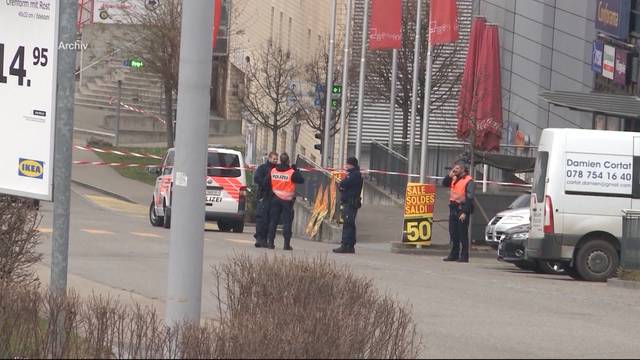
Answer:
top-left (18, 158), bottom-right (44, 179)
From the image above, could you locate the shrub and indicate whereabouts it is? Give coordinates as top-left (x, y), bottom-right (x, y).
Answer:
top-left (0, 195), bottom-right (42, 285)
top-left (0, 255), bottom-right (422, 359)
top-left (211, 254), bottom-right (422, 359)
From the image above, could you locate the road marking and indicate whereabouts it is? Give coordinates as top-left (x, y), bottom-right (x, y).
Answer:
top-left (85, 195), bottom-right (147, 216)
top-left (38, 228), bottom-right (53, 234)
top-left (82, 228), bottom-right (115, 235)
top-left (224, 238), bottom-right (253, 245)
top-left (130, 232), bottom-right (162, 239)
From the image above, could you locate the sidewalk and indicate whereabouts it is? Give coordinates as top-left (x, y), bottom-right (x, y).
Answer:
top-left (72, 142), bottom-right (154, 205)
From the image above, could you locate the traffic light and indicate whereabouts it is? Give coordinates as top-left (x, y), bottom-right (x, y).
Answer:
top-left (331, 84), bottom-right (342, 95)
top-left (314, 132), bottom-right (323, 153)
top-left (331, 98), bottom-right (340, 109)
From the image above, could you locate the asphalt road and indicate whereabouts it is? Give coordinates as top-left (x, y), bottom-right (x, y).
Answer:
top-left (35, 185), bottom-right (640, 359)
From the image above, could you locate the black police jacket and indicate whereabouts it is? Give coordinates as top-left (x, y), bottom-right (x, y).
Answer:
top-left (339, 166), bottom-right (363, 204)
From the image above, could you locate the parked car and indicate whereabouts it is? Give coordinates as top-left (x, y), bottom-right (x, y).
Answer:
top-left (498, 224), bottom-right (564, 275)
top-left (149, 147), bottom-right (247, 232)
top-left (485, 193), bottom-right (531, 249)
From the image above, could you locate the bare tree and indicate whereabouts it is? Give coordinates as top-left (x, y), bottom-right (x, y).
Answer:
top-left (121, 0), bottom-right (182, 148)
top-left (369, 0), bottom-right (462, 154)
top-left (296, 37), bottom-right (359, 138)
top-left (241, 45), bottom-right (300, 151)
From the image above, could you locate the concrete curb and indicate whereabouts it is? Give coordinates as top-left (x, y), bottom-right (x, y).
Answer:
top-left (71, 179), bottom-right (137, 204)
top-left (390, 242), bottom-right (497, 259)
top-left (607, 278), bottom-right (640, 290)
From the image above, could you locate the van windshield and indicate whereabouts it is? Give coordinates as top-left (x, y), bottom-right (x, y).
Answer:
top-left (532, 151), bottom-right (549, 203)
top-left (207, 152), bottom-right (241, 178)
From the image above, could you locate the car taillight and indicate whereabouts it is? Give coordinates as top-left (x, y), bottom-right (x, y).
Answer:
top-left (239, 186), bottom-right (247, 198)
top-left (543, 195), bottom-right (554, 234)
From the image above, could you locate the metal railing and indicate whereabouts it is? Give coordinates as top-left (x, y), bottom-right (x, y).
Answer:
top-left (369, 140), bottom-right (410, 198)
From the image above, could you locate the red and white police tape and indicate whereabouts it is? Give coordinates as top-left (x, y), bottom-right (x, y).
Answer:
top-left (108, 97), bottom-right (166, 124)
top-left (71, 146), bottom-right (532, 189)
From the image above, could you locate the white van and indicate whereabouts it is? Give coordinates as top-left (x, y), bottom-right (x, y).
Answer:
top-left (149, 147), bottom-right (247, 232)
top-left (527, 129), bottom-right (640, 282)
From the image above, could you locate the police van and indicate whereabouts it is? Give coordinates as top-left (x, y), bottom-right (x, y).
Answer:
top-left (149, 147), bottom-right (247, 232)
top-left (527, 129), bottom-right (640, 281)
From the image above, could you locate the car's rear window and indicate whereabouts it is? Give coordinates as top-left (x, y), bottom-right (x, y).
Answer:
top-left (509, 193), bottom-right (531, 208)
top-left (532, 151), bottom-right (548, 203)
top-left (207, 152), bottom-right (241, 178)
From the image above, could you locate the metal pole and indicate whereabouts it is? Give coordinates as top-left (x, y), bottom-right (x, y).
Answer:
top-left (338, 0), bottom-right (352, 167)
top-left (165, 0), bottom-right (214, 325)
top-left (407, 0), bottom-right (422, 180)
top-left (354, 0), bottom-right (370, 160)
top-left (483, 163), bottom-right (488, 193)
top-left (51, 0), bottom-right (78, 298)
top-left (323, 0), bottom-right (338, 167)
top-left (419, 44), bottom-right (432, 183)
top-left (388, 49), bottom-right (398, 149)
top-left (115, 80), bottom-right (122, 147)
top-left (79, 35), bottom-right (84, 88)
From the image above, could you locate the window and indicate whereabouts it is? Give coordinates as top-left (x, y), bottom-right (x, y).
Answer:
top-left (631, 0), bottom-right (640, 35)
top-left (607, 116), bottom-right (621, 131)
top-left (279, 12), bottom-right (284, 45)
top-left (307, 29), bottom-right (311, 54)
top-left (594, 114), bottom-right (606, 130)
top-left (269, 7), bottom-right (275, 45)
top-left (532, 152), bottom-right (549, 202)
top-left (162, 150), bottom-right (174, 175)
top-left (287, 17), bottom-right (293, 52)
top-left (280, 130), bottom-right (287, 154)
top-left (207, 152), bottom-right (241, 178)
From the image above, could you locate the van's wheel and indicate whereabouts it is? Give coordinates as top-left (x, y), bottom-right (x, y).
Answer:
top-left (575, 240), bottom-right (618, 282)
top-left (562, 264), bottom-right (582, 280)
top-left (232, 221), bottom-right (245, 233)
top-left (163, 202), bottom-right (172, 229)
top-left (149, 200), bottom-right (164, 227)
top-left (218, 221), bottom-right (232, 232)
top-left (536, 260), bottom-right (565, 275)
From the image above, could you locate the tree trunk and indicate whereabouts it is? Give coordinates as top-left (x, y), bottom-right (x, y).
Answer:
top-left (163, 82), bottom-right (175, 148)
top-left (272, 127), bottom-right (278, 152)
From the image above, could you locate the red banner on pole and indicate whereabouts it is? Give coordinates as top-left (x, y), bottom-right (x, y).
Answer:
top-left (368, 0), bottom-right (402, 50)
top-left (212, 0), bottom-right (222, 48)
top-left (429, 0), bottom-right (459, 45)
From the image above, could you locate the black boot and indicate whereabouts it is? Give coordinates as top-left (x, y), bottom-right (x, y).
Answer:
top-left (442, 257), bottom-right (459, 262)
top-left (267, 241), bottom-right (275, 250)
top-left (333, 246), bottom-right (355, 254)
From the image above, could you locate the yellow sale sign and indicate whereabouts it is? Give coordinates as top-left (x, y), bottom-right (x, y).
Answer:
top-left (402, 183), bottom-right (436, 245)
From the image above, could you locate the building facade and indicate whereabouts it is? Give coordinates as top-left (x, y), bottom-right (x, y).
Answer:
top-left (476, 0), bottom-right (597, 146)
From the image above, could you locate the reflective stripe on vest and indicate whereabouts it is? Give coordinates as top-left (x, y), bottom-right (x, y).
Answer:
top-left (271, 168), bottom-right (296, 201)
top-left (449, 175), bottom-right (472, 203)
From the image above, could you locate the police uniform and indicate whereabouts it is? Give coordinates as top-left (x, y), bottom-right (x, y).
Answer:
top-left (266, 164), bottom-right (304, 250)
top-left (334, 157), bottom-right (363, 254)
top-left (253, 160), bottom-right (276, 247)
top-left (443, 173), bottom-right (474, 262)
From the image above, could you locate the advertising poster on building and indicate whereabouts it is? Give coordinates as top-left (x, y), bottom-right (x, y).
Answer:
top-left (402, 183), bottom-right (436, 245)
top-left (595, 0), bottom-right (631, 39)
top-left (592, 40), bottom-right (604, 74)
top-left (0, 0), bottom-right (58, 200)
top-left (565, 152), bottom-right (634, 196)
top-left (614, 48), bottom-right (629, 85)
top-left (603, 45), bottom-right (616, 79)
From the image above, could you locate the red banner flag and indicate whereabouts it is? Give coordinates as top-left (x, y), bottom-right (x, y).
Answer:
top-left (212, 0), bottom-right (222, 48)
top-left (368, 0), bottom-right (402, 50)
top-left (429, 0), bottom-right (459, 45)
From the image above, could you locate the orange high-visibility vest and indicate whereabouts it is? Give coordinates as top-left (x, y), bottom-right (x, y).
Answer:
top-left (271, 168), bottom-right (296, 201)
top-left (449, 175), bottom-right (472, 204)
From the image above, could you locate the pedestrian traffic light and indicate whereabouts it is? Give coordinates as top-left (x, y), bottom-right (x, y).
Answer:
top-left (331, 84), bottom-right (342, 95)
top-left (331, 98), bottom-right (340, 109)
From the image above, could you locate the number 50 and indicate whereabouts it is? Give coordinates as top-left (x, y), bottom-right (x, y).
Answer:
top-left (406, 220), bottom-right (431, 242)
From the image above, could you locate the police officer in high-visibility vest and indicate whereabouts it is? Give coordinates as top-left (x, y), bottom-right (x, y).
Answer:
top-left (265, 153), bottom-right (305, 250)
top-left (442, 161), bottom-right (475, 262)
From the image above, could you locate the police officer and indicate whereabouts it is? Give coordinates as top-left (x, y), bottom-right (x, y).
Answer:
top-left (253, 151), bottom-right (278, 248)
top-left (265, 153), bottom-right (304, 250)
top-left (442, 161), bottom-right (474, 263)
top-left (333, 157), bottom-right (363, 254)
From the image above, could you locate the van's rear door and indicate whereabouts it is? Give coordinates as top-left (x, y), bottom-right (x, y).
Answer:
top-left (530, 151), bottom-right (549, 239)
